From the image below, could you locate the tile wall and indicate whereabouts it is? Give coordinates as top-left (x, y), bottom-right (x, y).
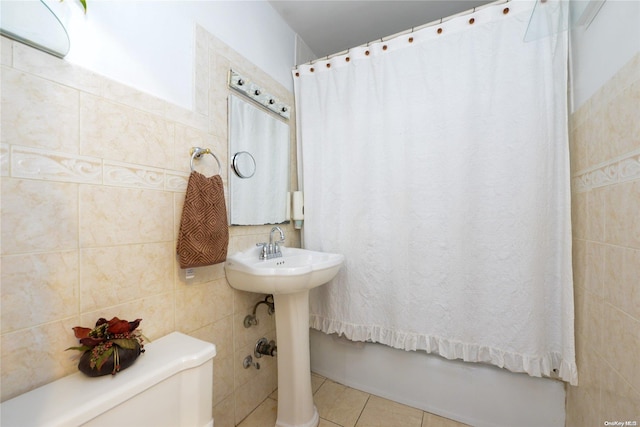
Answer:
top-left (566, 53), bottom-right (640, 425)
top-left (0, 25), bottom-right (299, 426)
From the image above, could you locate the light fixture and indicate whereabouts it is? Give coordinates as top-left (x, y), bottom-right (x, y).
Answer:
top-left (228, 70), bottom-right (291, 120)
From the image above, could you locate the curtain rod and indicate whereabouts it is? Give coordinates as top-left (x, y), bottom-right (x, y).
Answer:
top-left (297, 0), bottom-right (510, 68)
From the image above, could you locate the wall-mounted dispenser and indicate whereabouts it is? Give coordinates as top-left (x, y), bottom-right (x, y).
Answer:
top-left (292, 191), bottom-right (304, 229)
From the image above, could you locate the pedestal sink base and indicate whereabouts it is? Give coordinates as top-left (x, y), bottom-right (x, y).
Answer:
top-left (274, 290), bottom-right (319, 427)
top-left (224, 246), bottom-right (344, 427)
top-left (275, 407), bottom-right (318, 427)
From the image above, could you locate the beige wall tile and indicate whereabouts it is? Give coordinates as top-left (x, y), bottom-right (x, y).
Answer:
top-left (12, 42), bottom-right (103, 96)
top-left (574, 331), bottom-right (604, 393)
top-left (213, 394), bottom-right (235, 427)
top-left (572, 239), bottom-right (586, 289)
top-left (165, 102), bottom-right (209, 132)
top-left (1, 318), bottom-right (80, 401)
top-left (602, 81), bottom-right (640, 160)
top-left (568, 51), bottom-right (639, 422)
top-left (80, 292), bottom-right (175, 341)
top-left (234, 289), bottom-right (272, 313)
top-left (606, 180), bottom-right (640, 248)
top-left (194, 25), bottom-right (209, 117)
top-left (209, 53), bottom-right (231, 139)
top-left (586, 187), bottom-right (606, 241)
top-left (621, 248), bottom-right (640, 319)
top-left (1, 143), bottom-right (9, 176)
top-left (212, 354), bottom-right (235, 406)
top-left (80, 242), bottom-right (173, 312)
top-left (79, 93), bottom-right (174, 168)
top-left (1, 251), bottom-right (78, 333)
top-left (174, 192), bottom-right (187, 241)
top-left (583, 105), bottom-right (605, 168)
top-left (175, 257), bottom-right (227, 287)
top-left (235, 338), bottom-right (277, 390)
top-left (233, 304), bottom-right (276, 353)
top-left (601, 305), bottom-right (640, 391)
top-left (101, 78), bottom-right (168, 118)
top-left (574, 282), bottom-right (603, 358)
top-left (1, 179), bottom-right (78, 255)
top-left (190, 315), bottom-right (235, 405)
top-left (604, 246), bottom-right (640, 320)
top-left (1, 66), bottom-right (79, 151)
top-left (585, 241), bottom-right (605, 297)
top-left (79, 184), bottom-right (173, 247)
top-left (192, 313), bottom-right (234, 360)
top-left (175, 279), bottom-right (234, 332)
top-left (569, 119), bottom-right (589, 173)
top-left (565, 383), bottom-right (599, 427)
top-left (567, 333), bottom-right (605, 425)
top-left (174, 124), bottom-right (213, 173)
top-left (234, 366), bottom-right (277, 424)
top-left (212, 134), bottom-right (229, 181)
top-left (601, 366), bottom-right (640, 422)
top-left (571, 191), bottom-right (587, 240)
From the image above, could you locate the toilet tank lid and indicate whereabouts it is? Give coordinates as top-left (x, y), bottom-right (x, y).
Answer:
top-left (0, 332), bottom-right (216, 427)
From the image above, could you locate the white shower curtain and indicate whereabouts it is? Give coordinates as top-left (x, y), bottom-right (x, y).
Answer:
top-left (294, 1), bottom-right (577, 385)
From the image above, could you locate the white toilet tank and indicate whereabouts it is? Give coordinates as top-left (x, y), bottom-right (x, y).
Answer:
top-left (1, 332), bottom-right (216, 427)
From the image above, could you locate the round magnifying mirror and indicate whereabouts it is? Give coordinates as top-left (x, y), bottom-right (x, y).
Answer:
top-left (232, 151), bottom-right (256, 179)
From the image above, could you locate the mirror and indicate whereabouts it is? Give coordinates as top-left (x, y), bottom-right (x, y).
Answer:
top-left (228, 94), bottom-right (290, 225)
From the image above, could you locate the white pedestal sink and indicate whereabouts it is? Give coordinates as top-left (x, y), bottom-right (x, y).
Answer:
top-left (225, 246), bottom-right (344, 427)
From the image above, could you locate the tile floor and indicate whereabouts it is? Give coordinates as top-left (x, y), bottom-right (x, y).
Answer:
top-left (238, 373), bottom-right (470, 427)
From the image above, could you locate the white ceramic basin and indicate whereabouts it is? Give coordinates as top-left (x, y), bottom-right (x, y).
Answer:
top-left (225, 246), bottom-right (344, 295)
top-left (225, 245), bottom-right (344, 426)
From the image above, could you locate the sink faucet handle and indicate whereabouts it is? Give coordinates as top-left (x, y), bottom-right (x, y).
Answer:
top-left (256, 242), bottom-right (268, 259)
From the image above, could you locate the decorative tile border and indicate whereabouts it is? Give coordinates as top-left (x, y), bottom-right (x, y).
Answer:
top-left (573, 149), bottom-right (640, 193)
top-left (103, 161), bottom-right (165, 190)
top-left (165, 172), bottom-right (190, 192)
top-left (11, 146), bottom-right (102, 184)
top-left (618, 152), bottom-right (640, 183)
top-left (7, 144), bottom-right (191, 192)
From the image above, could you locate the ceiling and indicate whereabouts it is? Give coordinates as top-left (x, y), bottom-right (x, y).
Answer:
top-left (269, 0), bottom-right (495, 60)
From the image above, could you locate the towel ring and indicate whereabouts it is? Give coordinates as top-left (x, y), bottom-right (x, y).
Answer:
top-left (190, 147), bottom-right (222, 175)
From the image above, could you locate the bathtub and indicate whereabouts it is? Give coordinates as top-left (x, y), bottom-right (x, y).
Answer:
top-left (310, 329), bottom-right (565, 427)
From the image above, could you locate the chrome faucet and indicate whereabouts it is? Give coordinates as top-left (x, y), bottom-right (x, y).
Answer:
top-left (256, 226), bottom-right (285, 260)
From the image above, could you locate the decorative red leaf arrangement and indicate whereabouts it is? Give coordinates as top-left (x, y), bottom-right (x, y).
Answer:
top-left (67, 317), bottom-right (146, 376)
